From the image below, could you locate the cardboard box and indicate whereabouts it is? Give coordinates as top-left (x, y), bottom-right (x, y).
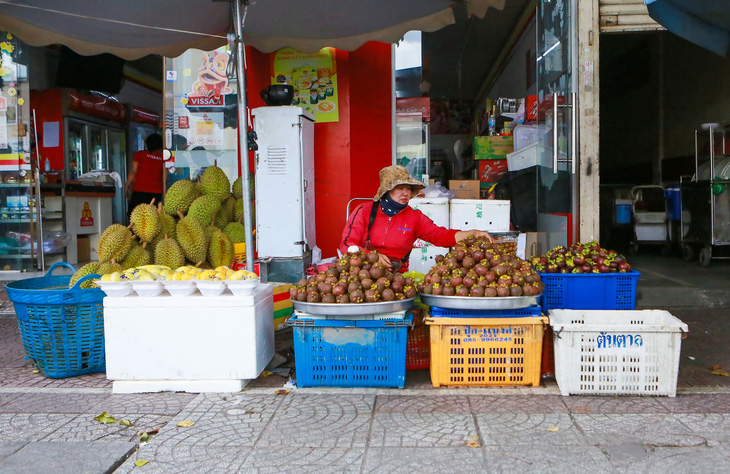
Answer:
top-left (474, 136), bottom-right (514, 160)
top-left (77, 236), bottom-right (90, 263)
top-left (449, 180), bottom-right (480, 199)
top-left (517, 232), bottom-right (544, 260)
top-left (478, 159), bottom-right (509, 184)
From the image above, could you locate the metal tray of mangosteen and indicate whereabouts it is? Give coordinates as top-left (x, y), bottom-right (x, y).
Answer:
top-left (418, 293), bottom-right (540, 310)
top-left (292, 297), bottom-right (416, 316)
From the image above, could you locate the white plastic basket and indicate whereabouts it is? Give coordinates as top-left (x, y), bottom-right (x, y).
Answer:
top-left (549, 309), bottom-right (688, 397)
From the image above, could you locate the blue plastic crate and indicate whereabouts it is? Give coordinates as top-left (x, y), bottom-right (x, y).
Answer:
top-left (288, 314), bottom-right (412, 388)
top-left (5, 262), bottom-right (105, 379)
top-left (429, 305), bottom-right (542, 318)
top-left (538, 271), bottom-right (640, 311)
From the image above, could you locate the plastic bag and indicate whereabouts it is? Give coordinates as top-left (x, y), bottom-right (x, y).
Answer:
top-left (421, 184), bottom-right (455, 200)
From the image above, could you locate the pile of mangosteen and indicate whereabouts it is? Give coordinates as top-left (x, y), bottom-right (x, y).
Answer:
top-left (529, 241), bottom-right (632, 274)
top-left (416, 235), bottom-right (544, 297)
top-left (289, 250), bottom-right (417, 304)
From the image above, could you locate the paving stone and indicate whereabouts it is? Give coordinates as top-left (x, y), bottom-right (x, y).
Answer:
top-left (370, 412), bottom-right (478, 447)
top-left (0, 392), bottom-right (195, 415)
top-left (363, 447), bottom-right (485, 472)
top-left (375, 395), bottom-right (470, 413)
top-left (257, 394), bottom-right (373, 448)
top-left (482, 445), bottom-right (613, 473)
top-left (475, 413), bottom-right (589, 446)
top-left (0, 368), bottom-right (111, 389)
top-left (116, 445), bottom-right (250, 473)
top-left (658, 393), bottom-right (730, 413)
top-left (574, 414), bottom-right (705, 447)
top-left (468, 395), bottom-right (569, 414)
top-left (242, 447), bottom-right (365, 473)
top-left (0, 442), bottom-right (26, 462)
top-left (605, 444), bottom-right (730, 473)
top-left (561, 395), bottom-right (668, 414)
top-left (675, 414), bottom-right (730, 445)
top-left (185, 392), bottom-right (285, 414)
top-left (0, 441), bottom-right (136, 474)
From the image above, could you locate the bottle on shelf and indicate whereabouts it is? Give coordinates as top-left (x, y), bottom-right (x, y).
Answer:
top-left (44, 156), bottom-right (51, 172)
top-left (488, 104), bottom-right (497, 136)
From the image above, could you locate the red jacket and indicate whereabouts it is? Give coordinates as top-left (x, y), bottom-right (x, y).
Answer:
top-left (339, 201), bottom-right (457, 272)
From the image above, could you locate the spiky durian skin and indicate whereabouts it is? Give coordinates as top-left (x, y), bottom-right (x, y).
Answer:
top-left (187, 195), bottom-right (221, 227)
top-left (121, 244), bottom-right (151, 269)
top-left (176, 214), bottom-right (208, 264)
top-left (233, 198), bottom-right (244, 223)
top-left (130, 203), bottom-right (162, 243)
top-left (224, 222), bottom-right (246, 244)
top-left (69, 261), bottom-right (101, 289)
top-left (232, 176), bottom-right (243, 199)
top-left (199, 165), bottom-right (231, 200)
top-left (97, 261), bottom-right (124, 276)
top-left (158, 213), bottom-right (177, 240)
top-left (163, 179), bottom-right (200, 216)
top-left (208, 230), bottom-right (235, 268)
top-left (98, 224), bottom-right (134, 263)
top-left (154, 237), bottom-right (185, 269)
top-left (213, 205), bottom-right (229, 229)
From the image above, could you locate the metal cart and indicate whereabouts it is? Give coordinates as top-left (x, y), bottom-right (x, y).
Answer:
top-left (630, 185), bottom-right (671, 256)
top-left (680, 125), bottom-right (730, 267)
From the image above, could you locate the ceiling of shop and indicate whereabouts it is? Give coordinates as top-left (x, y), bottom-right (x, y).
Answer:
top-left (424, 0), bottom-right (533, 102)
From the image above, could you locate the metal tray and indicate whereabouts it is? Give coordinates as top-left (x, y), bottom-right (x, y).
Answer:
top-left (292, 298), bottom-right (416, 316)
top-left (419, 293), bottom-right (540, 310)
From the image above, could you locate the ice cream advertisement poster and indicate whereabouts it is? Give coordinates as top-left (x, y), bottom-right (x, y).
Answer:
top-left (272, 48), bottom-right (339, 123)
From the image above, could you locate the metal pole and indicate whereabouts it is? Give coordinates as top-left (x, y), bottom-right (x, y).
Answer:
top-left (233, 0), bottom-right (254, 272)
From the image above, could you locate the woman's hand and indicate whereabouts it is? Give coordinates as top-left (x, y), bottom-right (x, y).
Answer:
top-left (378, 252), bottom-right (393, 270)
top-left (454, 230), bottom-right (494, 243)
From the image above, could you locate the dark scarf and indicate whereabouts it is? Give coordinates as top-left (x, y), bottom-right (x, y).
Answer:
top-left (379, 193), bottom-right (407, 217)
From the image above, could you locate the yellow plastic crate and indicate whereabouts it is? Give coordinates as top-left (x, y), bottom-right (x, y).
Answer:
top-left (426, 316), bottom-right (547, 387)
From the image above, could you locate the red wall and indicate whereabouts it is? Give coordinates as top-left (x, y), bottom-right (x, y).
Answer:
top-left (244, 43), bottom-right (392, 258)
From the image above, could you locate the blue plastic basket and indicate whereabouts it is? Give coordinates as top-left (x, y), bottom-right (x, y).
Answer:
top-left (429, 305), bottom-right (542, 318)
top-left (288, 314), bottom-right (412, 388)
top-left (538, 271), bottom-right (640, 311)
top-left (5, 262), bottom-right (106, 378)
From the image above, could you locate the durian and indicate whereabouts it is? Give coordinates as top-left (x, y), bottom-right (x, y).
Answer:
top-left (163, 179), bottom-right (200, 216)
top-left (232, 176), bottom-right (243, 199)
top-left (224, 222), bottom-right (246, 244)
top-left (154, 235), bottom-right (185, 269)
top-left (130, 202), bottom-right (162, 243)
top-left (213, 206), bottom-right (229, 229)
top-left (157, 203), bottom-right (177, 240)
top-left (234, 198), bottom-right (244, 223)
top-left (121, 243), bottom-right (152, 269)
top-left (97, 261), bottom-right (124, 276)
top-left (199, 165), bottom-right (230, 200)
top-left (222, 195), bottom-right (236, 222)
top-left (187, 195), bottom-right (221, 227)
top-left (69, 262), bottom-right (101, 289)
top-left (208, 230), bottom-right (235, 268)
top-left (176, 213), bottom-right (208, 265)
top-left (98, 224), bottom-right (134, 263)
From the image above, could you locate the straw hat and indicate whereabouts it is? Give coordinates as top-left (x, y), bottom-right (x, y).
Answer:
top-left (373, 165), bottom-right (426, 201)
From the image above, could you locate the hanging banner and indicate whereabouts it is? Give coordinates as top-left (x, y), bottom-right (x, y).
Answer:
top-left (272, 48), bottom-right (339, 123)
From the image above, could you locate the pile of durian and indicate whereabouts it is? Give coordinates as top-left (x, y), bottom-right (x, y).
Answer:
top-left (70, 165), bottom-right (248, 289)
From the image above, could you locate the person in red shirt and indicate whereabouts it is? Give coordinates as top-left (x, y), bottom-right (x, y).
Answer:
top-left (125, 133), bottom-right (166, 216)
top-left (340, 165), bottom-right (493, 272)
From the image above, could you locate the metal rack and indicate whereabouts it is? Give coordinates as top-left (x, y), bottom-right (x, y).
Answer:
top-left (680, 124), bottom-right (730, 267)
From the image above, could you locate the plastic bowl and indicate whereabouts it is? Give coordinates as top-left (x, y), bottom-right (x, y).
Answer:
top-left (130, 280), bottom-right (164, 297)
top-left (162, 279), bottom-right (197, 297)
top-left (94, 280), bottom-right (133, 297)
top-left (193, 278), bottom-right (227, 297)
top-left (225, 278), bottom-right (260, 296)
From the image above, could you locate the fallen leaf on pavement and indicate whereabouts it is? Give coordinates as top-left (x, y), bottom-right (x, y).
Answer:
top-left (572, 407), bottom-right (592, 413)
top-left (177, 420), bottom-right (195, 428)
top-left (275, 389), bottom-right (290, 395)
top-left (546, 426), bottom-right (560, 432)
top-left (118, 419), bottom-right (132, 427)
top-left (711, 369), bottom-right (730, 377)
top-left (709, 364), bottom-right (723, 371)
top-left (140, 433), bottom-right (152, 443)
top-left (32, 370), bottom-right (39, 374)
top-left (466, 440), bottom-right (479, 448)
top-left (260, 370), bottom-right (273, 377)
top-left (94, 412), bottom-right (117, 424)
top-left (134, 460), bottom-right (149, 467)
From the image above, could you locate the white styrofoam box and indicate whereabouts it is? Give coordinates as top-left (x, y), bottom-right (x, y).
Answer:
top-left (409, 197), bottom-right (450, 228)
top-left (409, 246), bottom-right (449, 275)
top-left (549, 309), bottom-right (688, 397)
top-left (635, 223), bottom-right (667, 242)
top-left (104, 284), bottom-right (274, 393)
top-left (449, 199), bottom-right (510, 232)
top-left (506, 143), bottom-right (560, 171)
top-left (634, 212), bottom-right (666, 224)
top-left (513, 124), bottom-right (538, 152)
top-left (294, 309), bottom-right (408, 320)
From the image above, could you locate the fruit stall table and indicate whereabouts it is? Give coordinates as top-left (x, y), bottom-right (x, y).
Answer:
top-left (103, 283), bottom-right (274, 393)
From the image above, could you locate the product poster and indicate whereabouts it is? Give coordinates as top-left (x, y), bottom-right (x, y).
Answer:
top-left (272, 48), bottom-right (339, 123)
top-left (185, 112), bottom-right (225, 148)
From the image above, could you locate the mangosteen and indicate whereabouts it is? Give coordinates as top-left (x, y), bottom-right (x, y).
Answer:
top-left (318, 282), bottom-right (333, 294)
top-left (510, 284), bottom-right (523, 297)
top-left (322, 294), bottom-right (336, 304)
top-left (496, 286), bottom-right (511, 297)
top-left (307, 275), bottom-right (317, 284)
top-left (382, 288), bottom-right (395, 301)
top-left (432, 284), bottom-right (443, 295)
top-left (370, 264), bottom-right (386, 280)
top-left (362, 263), bottom-right (372, 271)
top-left (350, 289), bottom-right (364, 303)
top-left (325, 275), bottom-right (338, 285)
top-left (297, 278), bottom-right (309, 287)
top-left (335, 258), bottom-right (350, 273)
top-left (404, 277), bottom-right (414, 286)
top-left (393, 274), bottom-right (405, 285)
top-left (498, 275), bottom-right (512, 286)
top-left (296, 290), bottom-right (308, 301)
top-left (455, 285), bottom-right (468, 297)
top-left (391, 281), bottom-right (404, 293)
top-left (289, 286), bottom-right (299, 298)
top-left (404, 286), bottom-right (417, 299)
top-left (477, 277), bottom-right (489, 288)
top-left (472, 249), bottom-right (485, 261)
top-left (373, 282), bottom-right (386, 293)
top-left (361, 278), bottom-right (373, 289)
top-left (484, 287), bottom-right (498, 297)
top-left (474, 264), bottom-right (488, 277)
top-left (470, 286), bottom-right (485, 297)
top-left (485, 271), bottom-right (497, 283)
top-left (522, 284), bottom-right (534, 296)
top-left (442, 284), bottom-right (455, 296)
top-left (450, 270), bottom-right (463, 287)
top-left (307, 292), bottom-right (322, 302)
top-left (385, 271), bottom-right (395, 282)
top-left (366, 251), bottom-right (379, 264)
top-left (423, 284), bottom-right (434, 294)
top-left (364, 289), bottom-right (380, 303)
top-left (430, 273), bottom-right (442, 284)
top-left (463, 274), bottom-right (475, 288)
top-left (445, 257), bottom-right (459, 266)
top-left (332, 284), bottom-right (346, 296)
top-left (349, 255), bottom-right (363, 267)
top-left (337, 294), bottom-right (350, 304)
top-left (315, 273), bottom-right (327, 283)
top-left (492, 264), bottom-right (507, 276)
top-left (306, 283), bottom-right (319, 293)
top-left (441, 276), bottom-right (451, 286)
top-left (462, 256), bottom-right (476, 269)
top-left (618, 262), bottom-right (632, 272)
top-left (325, 266), bottom-right (339, 277)
top-left (395, 292), bottom-right (406, 300)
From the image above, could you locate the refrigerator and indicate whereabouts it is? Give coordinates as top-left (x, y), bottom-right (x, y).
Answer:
top-left (251, 106), bottom-right (315, 258)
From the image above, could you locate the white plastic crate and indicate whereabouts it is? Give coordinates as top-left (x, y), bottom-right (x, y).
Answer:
top-left (409, 197), bottom-right (450, 228)
top-left (449, 199), bottom-right (510, 232)
top-left (294, 309), bottom-right (408, 320)
top-left (549, 309), bottom-right (688, 397)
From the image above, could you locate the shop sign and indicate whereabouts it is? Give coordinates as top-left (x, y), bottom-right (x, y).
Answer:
top-left (131, 106), bottom-right (159, 126)
top-left (80, 201), bottom-right (94, 227)
top-left (69, 92), bottom-right (126, 123)
top-left (186, 51), bottom-right (232, 109)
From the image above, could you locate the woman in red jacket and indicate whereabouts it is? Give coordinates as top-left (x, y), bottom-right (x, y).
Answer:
top-left (340, 165), bottom-right (493, 272)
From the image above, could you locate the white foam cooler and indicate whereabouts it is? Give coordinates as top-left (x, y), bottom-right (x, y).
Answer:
top-left (409, 197), bottom-right (450, 228)
top-left (104, 283), bottom-right (275, 393)
top-left (408, 245), bottom-right (450, 274)
top-left (449, 199), bottom-right (511, 232)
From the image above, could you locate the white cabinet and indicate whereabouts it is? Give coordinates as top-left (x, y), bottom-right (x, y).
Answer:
top-left (252, 107), bottom-right (315, 258)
